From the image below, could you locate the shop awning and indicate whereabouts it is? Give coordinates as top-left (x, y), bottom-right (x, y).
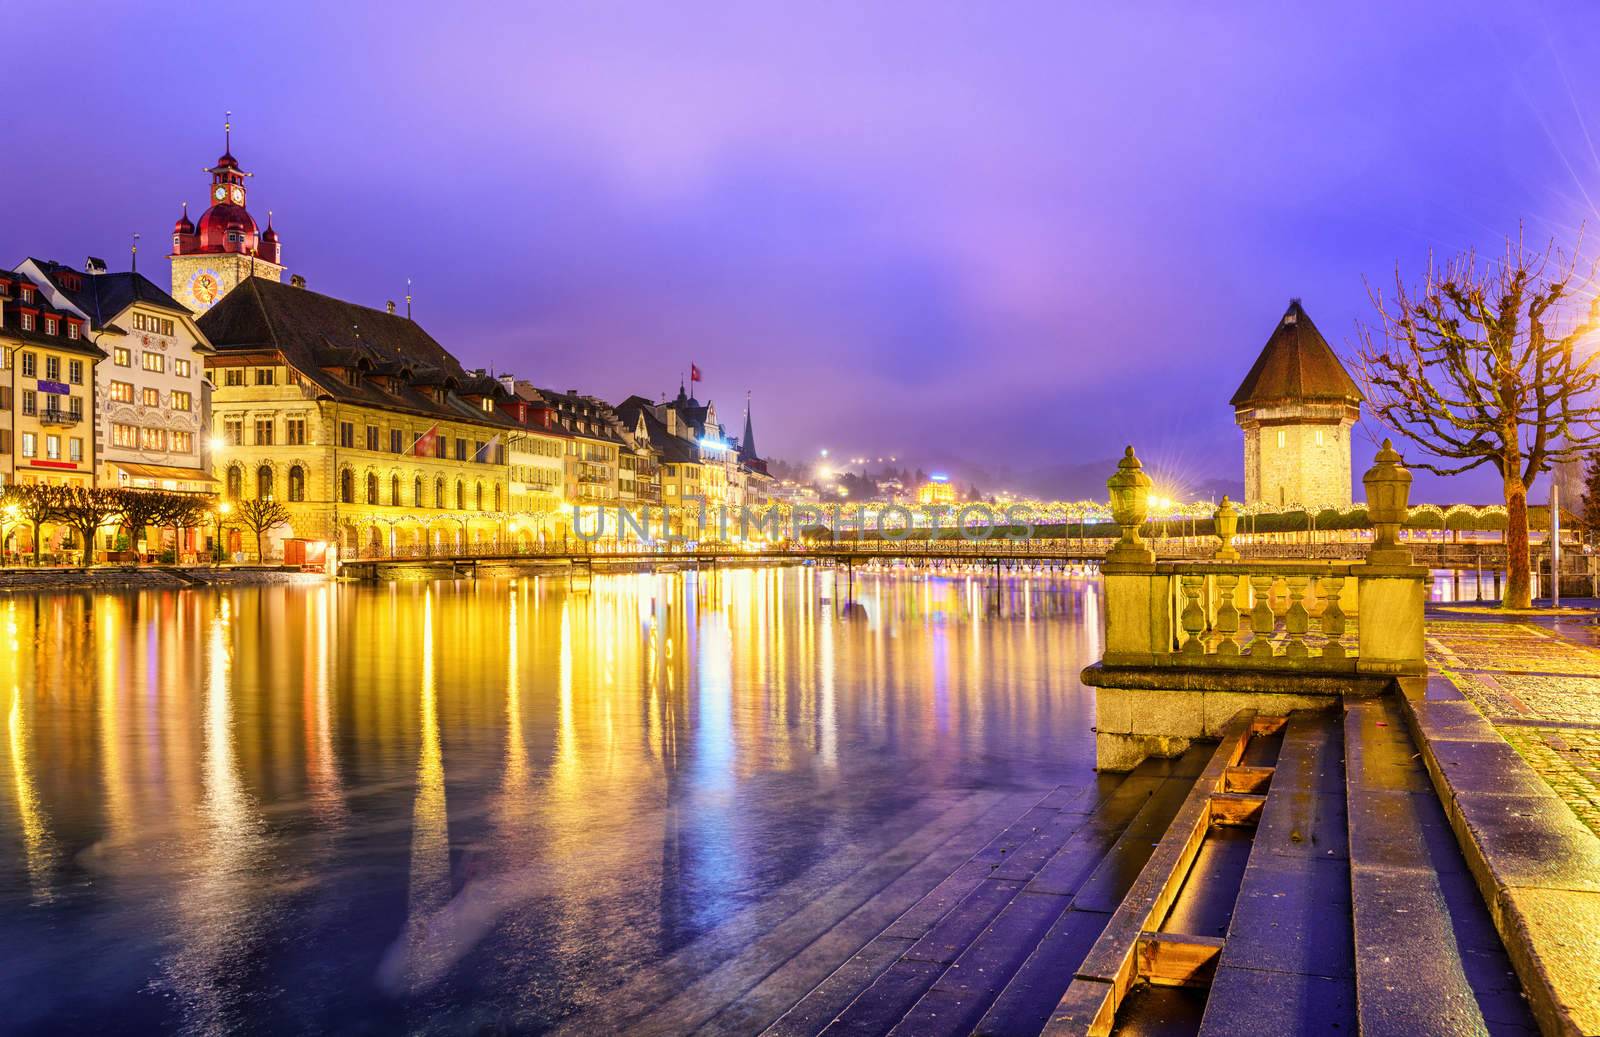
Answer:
top-left (112, 462), bottom-right (218, 484)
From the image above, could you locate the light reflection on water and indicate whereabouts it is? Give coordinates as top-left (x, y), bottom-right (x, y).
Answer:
top-left (0, 568), bottom-right (1102, 1034)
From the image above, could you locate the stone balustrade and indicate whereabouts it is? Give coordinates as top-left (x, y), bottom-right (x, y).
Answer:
top-left (1161, 559), bottom-right (1359, 669)
top-left (1086, 441), bottom-right (1428, 771)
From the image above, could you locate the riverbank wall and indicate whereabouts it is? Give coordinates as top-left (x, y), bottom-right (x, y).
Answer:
top-left (0, 566), bottom-right (328, 592)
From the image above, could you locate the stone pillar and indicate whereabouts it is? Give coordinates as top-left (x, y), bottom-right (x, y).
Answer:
top-left (1355, 439), bottom-right (1426, 674)
top-left (1102, 447), bottom-right (1169, 665)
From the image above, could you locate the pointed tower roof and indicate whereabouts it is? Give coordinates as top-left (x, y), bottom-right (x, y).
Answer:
top-left (738, 395), bottom-right (759, 462)
top-left (1231, 299), bottom-right (1362, 407)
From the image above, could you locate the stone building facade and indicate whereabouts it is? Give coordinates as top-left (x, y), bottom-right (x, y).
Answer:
top-left (1233, 300), bottom-right (1363, 510)
top-left (22, 259), bottom-right (214, 496)
top-left (198, 276), bottom-right (515, 558)
top-left (0, 269), bottom-right (99, 491)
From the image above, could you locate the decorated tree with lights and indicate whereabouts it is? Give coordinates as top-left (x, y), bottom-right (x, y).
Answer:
top-left (1355, 232), bottom-right (1600, 608)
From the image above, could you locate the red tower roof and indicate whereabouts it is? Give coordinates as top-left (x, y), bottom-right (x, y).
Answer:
top-left (174, 202), bottom-right (194, 235)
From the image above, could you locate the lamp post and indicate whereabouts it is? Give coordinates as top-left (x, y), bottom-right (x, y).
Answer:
top-left (1, 503), bottom-right (18, 568)
top-left (212, 500), bottom-right (233, 564)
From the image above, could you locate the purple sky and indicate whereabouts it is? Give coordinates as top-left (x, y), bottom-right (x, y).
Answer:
top-left (8, 3), bottom-right (1600, 501)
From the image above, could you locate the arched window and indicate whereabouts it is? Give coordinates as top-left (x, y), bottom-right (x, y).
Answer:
top-left (390, 474), bottom-right (401, 505)
top-left (414, 476), bottom-right (423, 507)
top-left (226, 464), bottom-right (242, 501)
top-left (366, 472), bottom-right (379, 505)
top-left (256, 465), bottom-right (273, 500)
top-left (288, 465), bottom-right (305, 502)
top-left (493, 484), bottom-right (502, 511)
top-left (455, 480), bottom-right (464, 510)
top-left (475, 482), bottom-right (484, 510)
top-left (435, 477), bottom-right (444, 508)
top-left (340, 468), bottom-right (354, 504)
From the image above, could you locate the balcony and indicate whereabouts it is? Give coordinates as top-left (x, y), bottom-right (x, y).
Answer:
top-left (39, 409), bottom-right (81, 426)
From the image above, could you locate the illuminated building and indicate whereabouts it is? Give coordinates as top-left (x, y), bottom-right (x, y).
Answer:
top-left (917, 474), bottom-right (956, 506)
top-left (1233, 299), bottom-right (1362, 509)
top-left (0, 269), bottom-right (98, 494)
top-left (495, 377), bottom-right (571, 546)
top-left (167, 124), bottom-right (284, 314)
top-left (21, 258), bottom-right (216, 498)
top-left (198, 275), bottom-right (514, 557)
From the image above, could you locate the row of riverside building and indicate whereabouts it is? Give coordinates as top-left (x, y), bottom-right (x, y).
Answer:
top-left (1, 135), bottom-right (769, 562)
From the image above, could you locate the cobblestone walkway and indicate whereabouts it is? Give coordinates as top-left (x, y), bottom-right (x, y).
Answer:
top-left (1427, 616), bottom-right (1600, 837)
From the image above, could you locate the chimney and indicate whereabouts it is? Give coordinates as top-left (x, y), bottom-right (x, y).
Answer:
top-left (290, 273), bottom-right (307, 288)
top-left (499, 374), bottom-right (517, 394)
top-left (386, 300), bottom-right (396, 314)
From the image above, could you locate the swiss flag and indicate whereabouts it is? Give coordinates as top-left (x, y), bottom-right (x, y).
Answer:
top-left (690, 363), bottom-right (702, 383)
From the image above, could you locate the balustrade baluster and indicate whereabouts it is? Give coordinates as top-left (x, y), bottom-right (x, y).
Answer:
top-left (1247, 573), bottom-right (1275, 656)
top-left (1283, 574), bottom-right (1311, 658)
top-left (1319, 574), bottom-right (1347, 659)
top-left (1213, 573), bottom-right (1240, 655)
top-left (1178, 573), bottom-right (1206, 655)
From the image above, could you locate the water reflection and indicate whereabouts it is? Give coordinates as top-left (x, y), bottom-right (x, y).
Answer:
top-left (0, 569), bottom-right (1102, 1033)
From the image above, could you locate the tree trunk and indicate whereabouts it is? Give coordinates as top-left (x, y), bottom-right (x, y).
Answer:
top-left (31, 521), bottom-right (42, 566)
top-left (257, 528), bottom-right (265, 563)
top-left (1504, 476), bottom-right (1532, 609)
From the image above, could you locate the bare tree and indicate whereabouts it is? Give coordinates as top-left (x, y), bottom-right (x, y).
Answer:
top-left (54, 487), bottom-right (126, 568)
top-left (1356, 232), bottom-right (1600, 608)
top-left (162, 493), bottom-right (216, 561)
top-left (234, 497), bottom-right (291, 562)
top-left (116, 490), bottom-right (170, 557)
top-left (3, 484), bottom-right (62, 566)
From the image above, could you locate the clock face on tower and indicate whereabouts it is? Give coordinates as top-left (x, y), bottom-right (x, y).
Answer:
top-left (190, 269), bottom-right (222, 308)
top-left (230, 186), bottom-right (244, 204)
top-left (213, 186), bottom-right (227, 202)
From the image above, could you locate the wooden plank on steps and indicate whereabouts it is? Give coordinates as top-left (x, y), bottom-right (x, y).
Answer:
top-left (1135, 932), bottom-right (1224, 988)
top-left (1223, 765), bottom-right (1273, 795)
top-left (1208, 792), bottom-right (1266, 828)
top-left (1042, 710), bottom-right (1264, 1036)
top-left (1196, 710), bottom-right (1355, 1037)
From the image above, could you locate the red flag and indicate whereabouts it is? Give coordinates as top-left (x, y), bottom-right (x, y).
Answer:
top-left (690, 363), bottom-right (702, 383)
top-left (410, 424), bottom-right (439, 456)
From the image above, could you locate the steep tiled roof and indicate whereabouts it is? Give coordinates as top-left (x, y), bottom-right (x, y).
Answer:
top-left (0, 270), bottom-right (105, 357)
top-left (26, 258), bottom-right (190, 333)
top-left (616, 396), bottom-right (699, 464)
top-left (198, 275), bottom-right (516, 429)
top-left (1232, 299), bottom-right (1363, 407)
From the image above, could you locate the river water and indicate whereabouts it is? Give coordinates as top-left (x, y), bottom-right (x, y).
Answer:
top-left (0, 568), bottom-right (1104, 1034)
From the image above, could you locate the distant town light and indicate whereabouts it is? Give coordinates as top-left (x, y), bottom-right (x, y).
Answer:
top-left (930, 472), bottom-right (949, 483)
top-left (698, 437), bottom-right (729, 451)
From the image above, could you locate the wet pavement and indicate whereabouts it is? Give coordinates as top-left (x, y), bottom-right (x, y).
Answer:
top-left (1426, 608), bottom-right (1600, 837)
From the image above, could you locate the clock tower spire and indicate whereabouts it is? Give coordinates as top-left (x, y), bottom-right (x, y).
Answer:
top-left (168, 116), bottom-right (285, 313)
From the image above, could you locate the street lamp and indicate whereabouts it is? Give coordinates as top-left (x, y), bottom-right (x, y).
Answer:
top-left (1, 503), bottom-right (18, 567)
top-left (212, 500), bottom-right (233, 564)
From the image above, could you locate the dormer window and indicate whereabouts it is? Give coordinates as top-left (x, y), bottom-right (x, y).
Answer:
top-left (44, 318), bottom-right (58, 336)
top-left (480, 398), bottom-right (493, 413)
top-left (66, 322), bottom-right (80, 340)
top-left (20, 313), bottom-right (35, 332)
top-left (19, 286), bottom-right (34, 303)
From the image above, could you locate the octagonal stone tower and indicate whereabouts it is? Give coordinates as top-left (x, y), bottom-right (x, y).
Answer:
top-left (1233, 299), bottom-right (1363, 510)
